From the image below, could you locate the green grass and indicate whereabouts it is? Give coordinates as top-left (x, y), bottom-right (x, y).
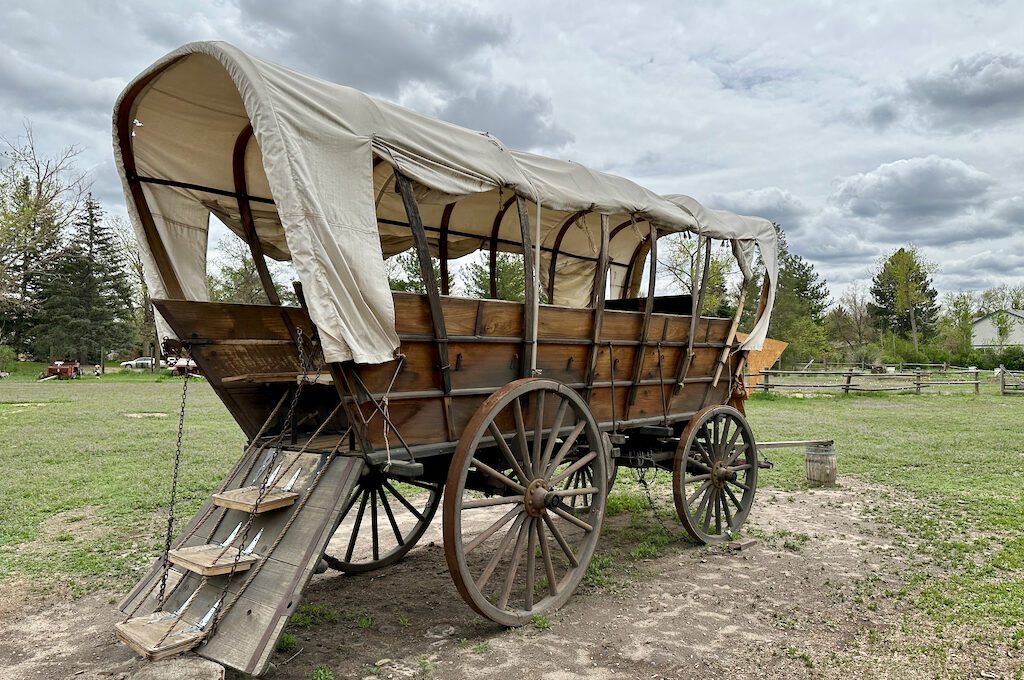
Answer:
top-left (289, 603), bottom-right (341, 628)
top-left (1, 379), bottom-right (1021, 643)
top-left (0, 380), bottom-right (242, 594)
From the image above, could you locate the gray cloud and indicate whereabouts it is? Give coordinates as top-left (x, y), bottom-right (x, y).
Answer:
top-left (436, 85), bottom-right (573, 151)
top-left (907, 51), bottom-right (1024, 128)
top-left (704, 187), bottom-right (810, 230)
top-left (830, 156), bottom-right (993, 221)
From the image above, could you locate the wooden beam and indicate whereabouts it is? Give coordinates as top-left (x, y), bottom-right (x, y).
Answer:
top-left (115, 61), bottom-right (186, 300)
top-left (232, 125), bottom-right (281, 306)
top-left (625, 222), bottom-right (658, 417)
top-left (584, 216), bottom-right (609, 401)
top-left (489, 194), bottom-right (518, 298)
top-left (516, 196), bottom-right (538, 377)
top-left (395, 172), bottom-right (451, 395)
top-left (546, 210), bottom-right (588, 302)
top-left (711, 283), bottom-right (747, 387)
top-left (439, 203), bottom-right (455, 296)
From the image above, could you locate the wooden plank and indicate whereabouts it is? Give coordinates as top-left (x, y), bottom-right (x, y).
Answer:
top-left (115, 614), bottom-right (206, 661)
top-left (212, 487), bottom-right (299, 514)
top-left (167, 544), bottom-right (259, 576)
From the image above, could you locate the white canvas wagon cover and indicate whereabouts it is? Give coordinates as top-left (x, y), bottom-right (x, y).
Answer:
top-left (113, 41), bottom-right (777, 365)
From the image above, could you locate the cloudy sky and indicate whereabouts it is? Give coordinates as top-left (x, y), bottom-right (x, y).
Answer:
top-left (2, 0), bottom-right (1022, 298)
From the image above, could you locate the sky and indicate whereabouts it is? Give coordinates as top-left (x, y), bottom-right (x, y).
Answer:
top-left (2, 0), bottom-right (1022, 300)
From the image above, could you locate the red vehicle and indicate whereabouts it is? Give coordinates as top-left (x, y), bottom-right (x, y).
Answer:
top-left (41, 361), bottom-right (81, 380)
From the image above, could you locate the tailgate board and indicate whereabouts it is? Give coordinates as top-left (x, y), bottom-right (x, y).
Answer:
top-left (120, 447), bottom-right (362, 675)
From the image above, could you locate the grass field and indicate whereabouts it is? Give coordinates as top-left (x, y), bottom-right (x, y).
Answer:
top-left (0, 377), bottom-right (1021, 640)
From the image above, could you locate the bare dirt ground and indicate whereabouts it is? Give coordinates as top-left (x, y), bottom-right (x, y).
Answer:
top-left (1, 477), bottom-right (1020, 680)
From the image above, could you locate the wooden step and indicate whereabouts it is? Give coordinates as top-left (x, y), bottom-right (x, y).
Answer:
top-left (167, 544), bottom-right (260, 577)
top-left (115, 612), bottom-right (207, 661)
top-left (212, 486), bottom-right (298, 513)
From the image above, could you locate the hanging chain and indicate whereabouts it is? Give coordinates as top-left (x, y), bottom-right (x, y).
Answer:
top-left (635, 464), bottom-right (673, 537)
top-left (156, 344), bottom-right (191, 603)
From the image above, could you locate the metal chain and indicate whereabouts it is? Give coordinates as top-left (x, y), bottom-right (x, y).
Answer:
top-left (635, 464), bottom-right (673, 537)
top-left (157, 345), bottom-right (191, 604)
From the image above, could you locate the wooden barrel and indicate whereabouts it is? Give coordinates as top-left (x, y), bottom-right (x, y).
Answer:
top-left (804, 443), bottom-right (836, 486)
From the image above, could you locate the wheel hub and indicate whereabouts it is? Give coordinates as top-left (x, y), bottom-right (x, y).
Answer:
top-left (711, 460), bottom-right (731, 488)
top-left (525, 478), bottom-right (554, 517)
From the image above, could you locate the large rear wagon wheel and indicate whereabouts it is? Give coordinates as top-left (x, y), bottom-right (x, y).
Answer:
top-left (673, 405), bottom-right (758, 544)
top-left (443, 378), bottom-right (608, 626)
top-left (324, 468), bottom-right (442, 573)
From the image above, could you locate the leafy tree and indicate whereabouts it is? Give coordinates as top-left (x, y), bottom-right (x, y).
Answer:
top-left (0, 344), bottom-right (15, 372)
top-left (207, 236), bottom-right (297, 305)
top-left (386, 250), bottom-right (454, 294)
top-left (659, 234), bottom-right (735, 316)
top-left (938, 290), bottom-right (977, 356)
top-left (827, 283), bottom-right (878, 357)
top-left (462, 251), bottom-right (530, 302)
top-left (992, 310), bottom-right (1016, 349)
top-left (869, 246), bottom-right (939, 352)
top-left (0, 125), bottom-right (87, 352)
top-left (33, 195), bottom-right (134, 362)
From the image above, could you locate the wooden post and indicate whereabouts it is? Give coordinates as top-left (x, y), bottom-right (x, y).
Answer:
top-left (515, 196), bottom-right (538, 377)
top-left (584, 216), bottom-right (609, 400)
top-left (915, 369), bottom-right (922, 395)
top-left (974, 367), bottom-right (980, 395)
top-left (843, 369), bottom-right (853, 395)
top-left (762, 371), bottom-right (771, 393)
top-left (1000, 364), bottom-right (1006, 396)
top-left (626, 222), bottom-right (658, 417)
top-left (395, 172), bottom-right (451, 396)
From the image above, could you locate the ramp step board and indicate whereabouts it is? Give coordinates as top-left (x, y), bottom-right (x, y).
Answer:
top-left (115, 612), bottom-right (206, 661)
top-left (119, 448), bottom-right (363, 675)
top-left (212, 486), bottom-right (298, 513)
top-left (167, 544), bottom-right (260, 576)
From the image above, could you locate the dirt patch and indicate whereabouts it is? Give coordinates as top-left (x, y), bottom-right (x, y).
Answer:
top-left (1, 480), bottom-right (1020, 679)
top-left (124, 412), bottom-right (169, 419)
top-left (35, 506), bottom-right (107, 545)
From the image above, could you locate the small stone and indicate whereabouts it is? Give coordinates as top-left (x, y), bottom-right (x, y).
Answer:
top-left (127, 656), bottom-right (224, 680)
top-left (425, 624), bottom-right (456, 639)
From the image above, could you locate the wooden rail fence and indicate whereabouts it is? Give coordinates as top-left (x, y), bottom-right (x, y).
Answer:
top-left (754, 367), bottom-right (983, 395)
top-left (1000, 365), bottom-right (1024, 396)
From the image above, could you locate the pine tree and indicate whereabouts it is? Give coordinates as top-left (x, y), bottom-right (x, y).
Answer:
top-left (462, 252), bottom-right (530, 302)
top-left (33, 196), bottom-right (134, 362)
top-left (386, 250), bottom-right (453, 295)
top-left (869, 247), bottom-right (939, 351)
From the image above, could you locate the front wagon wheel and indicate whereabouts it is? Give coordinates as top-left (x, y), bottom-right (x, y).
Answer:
top-left (672, 405), bottom-right (758, 544)
top-left (443, 378), bottom-right (608, 626)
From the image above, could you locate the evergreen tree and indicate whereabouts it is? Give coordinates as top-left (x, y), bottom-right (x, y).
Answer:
top-left (33, 195), bottom-right (134, 361)
top-left (386, 250), bottom-right (453, 295)
top-left (739, 226), bottom-right (830, 364)
top-left (462, 252), bottom-right (530, 302)
top-left (869, 246), bottom-right (939, 351)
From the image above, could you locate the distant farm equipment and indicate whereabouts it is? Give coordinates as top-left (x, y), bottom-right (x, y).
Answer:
top-left (38, 361), bottom-right (82, 381)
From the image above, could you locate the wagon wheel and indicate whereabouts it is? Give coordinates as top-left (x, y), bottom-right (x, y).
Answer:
top-left (443, 378), bottom-right (608, 626)
top-left (324, 468), bottom-right (442, 573)
top-left (672, 405), bottom-right (758, 544)
top-left (561, 433), bottom-right (617, 514)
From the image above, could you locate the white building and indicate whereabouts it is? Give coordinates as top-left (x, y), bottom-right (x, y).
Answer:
top-left (972, 309), bottom-right (1024, 348)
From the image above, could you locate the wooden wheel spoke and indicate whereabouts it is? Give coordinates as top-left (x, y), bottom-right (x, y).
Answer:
top-left (687, 455), bottom-right (712, 473)
top-left (499, 518), bottom-right (531, 611)
top-left (713, 489), bottom-right (722, 535)
top-left (537, 521), bottom-right (559, 596)
top-left (345, 491), bottom-right (370, 561)
top-left (370, 488), bottom-right (380, 560)
top-left (338, 485), bottom-right (363, 524)
top-left (472, 458), bottom-right (527, 494)
top-left (550, 451), bottom-right (597, 486)
top-left (532, 390), bottom-right (546, 475)
top-left (462, 495), bottom-right (523, 509)
top-left (402, 479), bottom-right (439, 492)
top-left (728, 463), bottom-right (753, 472)
top-left (512, 397), bottom-right (536, 479)
top-left (720, 489), bottom-right (734, 528)
top-left (465, 506), bottom-right (522, 555)
top-left (489, 421), bottom-right (529, 484)
top-left (542, 512), bottom-right (578, 567)
top-left (553, 486), bottom-right (599, 498)
top-left (702, 489), bottom-right (717, 533)
top-left (382, 480), bottom-right (427, 522)
top-left (525, 520), bottom-right (538, 610)
top-left (377, 486), bottom-right (405, 546)
top-left (686, 479), bottom-right (711, 506)
top-left (726, 478), bottom-right (750, 492)
top-left (550, 506), bottom-right (593, 532)
top-left (540, 397), bottom-right (570, 473)
top-left (724, 484), bottom-right (743, 511)
top-left (476, 514), bottom-right (526, 592)
top-left (544, 421), bottom-right (587, 478)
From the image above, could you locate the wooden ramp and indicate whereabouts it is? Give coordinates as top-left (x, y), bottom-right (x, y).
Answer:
top-left (118, 445), bottom-right (362, 675)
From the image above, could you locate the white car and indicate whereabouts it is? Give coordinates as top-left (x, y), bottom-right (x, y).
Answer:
top-left (120, 357), bottom-right (167, 369)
